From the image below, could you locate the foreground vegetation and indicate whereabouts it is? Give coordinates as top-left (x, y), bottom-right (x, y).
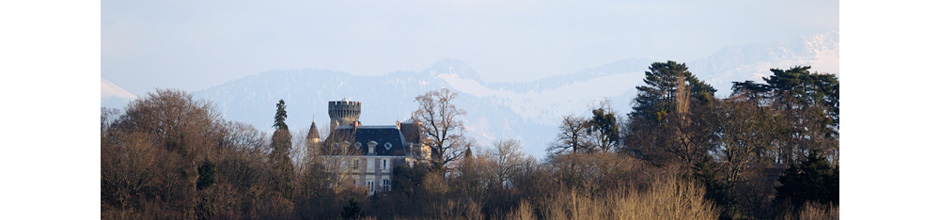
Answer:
top-left (102, 61), bottom-right (838, 219)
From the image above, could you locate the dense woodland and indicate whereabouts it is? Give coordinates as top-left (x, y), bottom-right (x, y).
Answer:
top-left (102, 61), bottom-right (838, 219)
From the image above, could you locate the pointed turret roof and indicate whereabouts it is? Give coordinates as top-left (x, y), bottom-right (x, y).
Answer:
top-left (306, 114), bottom-right (320, 141)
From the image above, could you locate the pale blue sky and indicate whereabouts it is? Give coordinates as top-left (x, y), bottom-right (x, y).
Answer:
top-left (102, 0), bottom-right (838, 95)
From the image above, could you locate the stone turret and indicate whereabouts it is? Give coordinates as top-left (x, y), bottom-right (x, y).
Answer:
top-left (328, 98), bottom-right (361, 130)
top-left (306, 114), bottom-right (320, 144)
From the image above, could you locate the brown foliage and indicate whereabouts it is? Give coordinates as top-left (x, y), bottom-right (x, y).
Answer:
top-left (103, 83), bottom-right (836, 219)
top-left (534, 175), bottom-right (719, 220)
top-left (780, 202), bottom-right (839, 220)
top-left (102, 89), bottom-right (295, 219)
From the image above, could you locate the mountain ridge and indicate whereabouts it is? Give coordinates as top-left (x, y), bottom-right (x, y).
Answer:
top-left (103, 32), bottom-right (838, 158)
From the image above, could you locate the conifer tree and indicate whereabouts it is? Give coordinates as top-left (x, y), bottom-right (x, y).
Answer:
top-left (624, 61), bottom-right (716, 166)
top-left (196, 158), bottom-right (216, 190)
top-left (731, 66), bottom-right (839, 164)
top-left (341, 197), bottom-right (362, 219)
top-left (271, 99), bottom-right (294, 197)
top-left (775, 150), bottom-right (838, 209)
top-left (630, 60), bottom-right (715, 123)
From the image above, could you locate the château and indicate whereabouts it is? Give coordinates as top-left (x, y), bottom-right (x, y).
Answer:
top-left (307, 99), bottom-right (430, 195)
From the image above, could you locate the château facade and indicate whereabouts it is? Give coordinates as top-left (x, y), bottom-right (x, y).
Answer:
top-left (307, 99), bottom-right (431, 195)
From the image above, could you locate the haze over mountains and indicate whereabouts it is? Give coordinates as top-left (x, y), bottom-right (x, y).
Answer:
top-left (102, 32), bottom-right (838, 158)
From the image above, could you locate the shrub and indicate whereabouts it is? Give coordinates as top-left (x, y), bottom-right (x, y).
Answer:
top-left (533, 175), bottom-right (718, 220)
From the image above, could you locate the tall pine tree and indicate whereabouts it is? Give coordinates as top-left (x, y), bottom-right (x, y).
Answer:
top-left (630, 61), bottom-right (715, 123)
top-left (271, 99), bottom-right (294, 198)
top-left (731, 66), bottom-right (839, 164)
top-left (623, 61), bottom-right (716, 166)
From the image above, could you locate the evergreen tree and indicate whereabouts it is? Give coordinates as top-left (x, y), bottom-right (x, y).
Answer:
top-left (274, 99), bottom-right (289, 130)
top-left (692, 155), bottom-right (730, 218)
top-left (775, 150), bottom-right (838, 209)
top-left (731, 66), bottom-right (839, 164)
top-left (271, 99), bottom-right (294, 197)
top-left (731, 80), bottom-right (770, 100)
top-left (196, 158), bottom-right (216, 190)
top-left (763, 66), bottom-right (839, 135)
top-left (630, 61), bottom-right (715, 123)
top-left (624, 61), bottom-right (716, 167)
top-left (341, 197), bottom-right (362, 219)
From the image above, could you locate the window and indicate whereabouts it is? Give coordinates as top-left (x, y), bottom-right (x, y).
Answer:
top-left (384, 142), bottom-right (392, 150)
top-left (382, 179), bottom-right (391, 191)
top-left (353, 159), bottom-right (360, 169)
top-left (367, 180), bottom-right (374, 194)
top-left (382, 159), bottom-right (388, 170)
top-left (367, 159), bottom-right (375, 170)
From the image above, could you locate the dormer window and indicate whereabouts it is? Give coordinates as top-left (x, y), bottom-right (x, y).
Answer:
top-left (384, 142), bottom-right (392, 150)
top-left (367, 141), bottom-right (377, 155)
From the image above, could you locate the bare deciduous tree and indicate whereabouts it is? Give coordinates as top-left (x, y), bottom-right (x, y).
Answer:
top-left (302, 128), bottom-right (362, 195)
top-left (549, 115), bottom-right (592, 155)
top-left (486, 139), bottom-right (527, 187)
top-left (587, 99), bottom-right (620, 152)
top-left (414, 88), bottom-right (469, 171)
top-left (105, 89), bottom-right (224, 219)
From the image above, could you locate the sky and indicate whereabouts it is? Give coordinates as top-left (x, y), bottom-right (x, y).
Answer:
top-left (102, 0), bottom-right (838, 96)
top-left (11, 1), bottom-right (940, 218)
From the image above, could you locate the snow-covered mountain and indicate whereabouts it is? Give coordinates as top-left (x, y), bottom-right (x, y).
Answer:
top-left (101, 78), bottom-right (137, 110)
top-left (102, 32), bottom-right (837, 159)
top-left (690, 31), bottom-right (839, 96)
top-left (190, 60), bottom-right (580, 158)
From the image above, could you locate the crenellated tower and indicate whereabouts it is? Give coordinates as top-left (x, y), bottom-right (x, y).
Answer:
top-left (328, 98), bottom-right (361, 130)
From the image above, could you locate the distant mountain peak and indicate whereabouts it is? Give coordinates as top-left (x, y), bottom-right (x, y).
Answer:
top-left (175, 31), bottom-right (836, 159)
top-left (101, 78), bottom-right (137, 99)
top-left (428, 59), bottom-right (483, 82)
top-left (689, 31), bottom-right (839, 96)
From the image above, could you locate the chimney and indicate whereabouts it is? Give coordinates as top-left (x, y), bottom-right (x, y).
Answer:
top-left (396, 120), bottom-right (401, 130)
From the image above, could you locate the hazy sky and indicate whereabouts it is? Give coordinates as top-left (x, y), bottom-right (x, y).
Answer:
top-left (103, 0), bottom-right (838, 96)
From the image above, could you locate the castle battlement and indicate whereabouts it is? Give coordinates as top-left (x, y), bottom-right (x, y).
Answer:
top-left (328, 98), bottom-right (361, 130)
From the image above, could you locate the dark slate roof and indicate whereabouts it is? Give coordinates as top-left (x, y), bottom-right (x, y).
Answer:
top-left (327, 125), bottom-right (409, 156)
top-left (399, 122), bottom-right (421, 145)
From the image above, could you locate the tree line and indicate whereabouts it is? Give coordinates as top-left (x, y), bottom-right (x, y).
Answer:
top-left (101, 61), bottom-right (838, 219)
